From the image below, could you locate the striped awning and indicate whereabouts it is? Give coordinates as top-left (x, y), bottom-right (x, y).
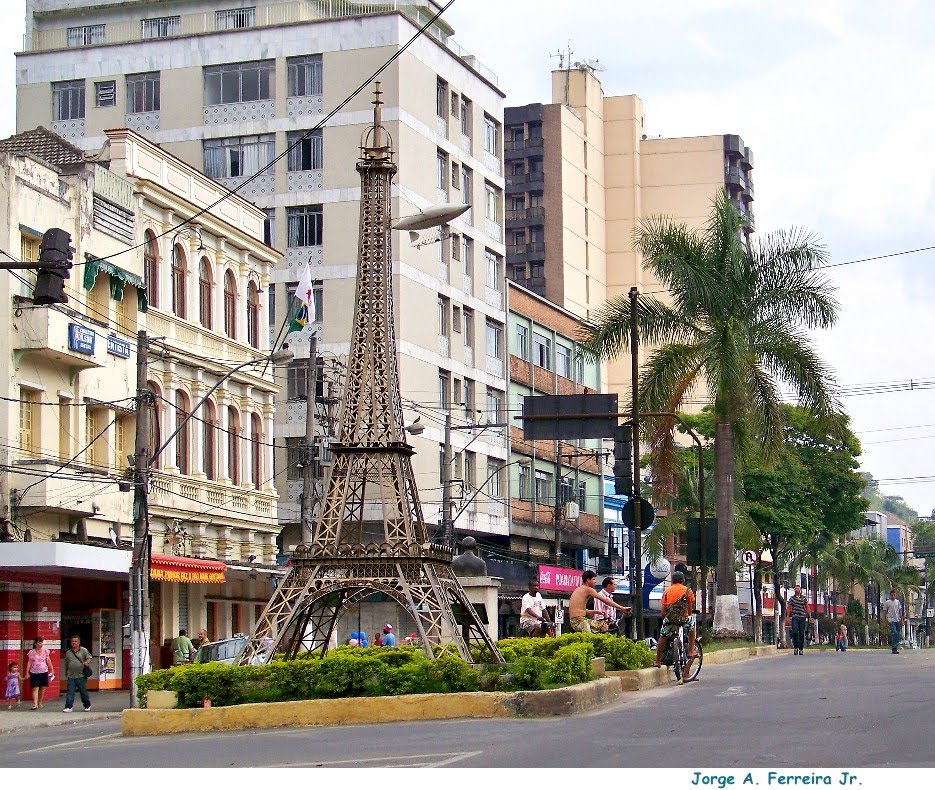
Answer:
top-left (150, 554), bottom-right (226, 584)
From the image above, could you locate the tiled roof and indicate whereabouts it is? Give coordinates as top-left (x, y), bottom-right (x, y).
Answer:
top-left (0, 126), bottom-right (88, 168)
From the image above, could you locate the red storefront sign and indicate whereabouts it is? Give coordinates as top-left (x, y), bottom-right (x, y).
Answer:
top-left (538, 564), bottom-right (584, 593)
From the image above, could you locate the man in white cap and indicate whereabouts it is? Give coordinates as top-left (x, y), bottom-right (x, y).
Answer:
top-left (381, 624), bottom-right (396, 647)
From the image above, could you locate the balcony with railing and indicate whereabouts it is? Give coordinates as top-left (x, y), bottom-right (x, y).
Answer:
top-left (505, 206), bottom-right (545, 225)
top-left (23, 2), bottom-right (498, 88)
top-left (151, 471), bottom-right (277, 526)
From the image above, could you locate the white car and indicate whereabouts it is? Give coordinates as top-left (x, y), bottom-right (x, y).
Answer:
top-left (194, 635), bottom-right (271, 666)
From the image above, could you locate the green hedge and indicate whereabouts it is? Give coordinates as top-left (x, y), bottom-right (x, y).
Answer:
top-left (472, 632), bottom-right (654, 672)
top-left (136, 642), bottom-right (600, 708)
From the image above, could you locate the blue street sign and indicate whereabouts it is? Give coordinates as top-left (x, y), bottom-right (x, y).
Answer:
top-left (107, 335), bottom-right (131, 358)
top-left (68, 323), bottom-right (95, 355)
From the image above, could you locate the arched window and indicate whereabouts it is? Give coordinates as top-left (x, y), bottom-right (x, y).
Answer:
top-left (227, 406), bottom-right (240, 485)
top-left (147, 381), bottom-right (162, 469)
top-left (247, 281), bottom-right (260, 349)
top-left (223, 270), bottom-right (237, 339)
top-left (199, 257), bottom-right (213, 330)
top-left (250, 413), bottom-right (263, 489)
top-left (203, 399), bottom-right (217, 481)
top-left (174, 390), bottom-right (190, 475)
top-left (143, 231), bottom-right (158, 308)
top-left (171, 244), bottom-right (187, 318)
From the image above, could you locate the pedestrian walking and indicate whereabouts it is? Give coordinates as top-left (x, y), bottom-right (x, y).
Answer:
top-left (25, 637), bottom-right (54, 710)
top-left (883, 590), bottom-right (903, 654)
top-left (170, 629), bottom-right (195, 665)
top-left (381, 624), bottom-right (396, 647)
top-left (5, 662), bottom-right (24, 708)
top-left (785, 584), bottom-right (811, 655)
top-left (62, 634), bottom-right (93, 713)
top-left (835, 624), bottom-right (848, 652)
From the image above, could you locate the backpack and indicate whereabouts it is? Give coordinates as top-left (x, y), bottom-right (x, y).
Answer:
top-left (666, 589), bottom-right (691, 626)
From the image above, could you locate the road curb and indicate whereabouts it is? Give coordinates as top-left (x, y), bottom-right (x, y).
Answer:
top-left (121, 645), bottom-right (779, 736)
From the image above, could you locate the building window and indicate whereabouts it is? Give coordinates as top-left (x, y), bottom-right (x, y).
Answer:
top-left (142, 16), bottom-right (180, 38)
top-left (85, 409), bottom-right (98, 468)
top-left (147, 383), bottom-right (162, 469)
top-left (437, 149), bottom-right (448, 191)
top-left (287, 362), bottom-right (308, 400)
top-left (287, 55), bottom-right (323, 97)
top-left (438, 371), bottom-right (451, 409)
top-left (204, 134), bottom-right (274, 179)
top-left (486, 388), bottom-right (503, 423)
top-left (204, 60), bottom-right (274, 105)
top-left (247, 281), bottom-right (260, 349)
top-left (535, 469), bottom-right (554, 503)
top-left (436, 78), bottom-right (448, 119)
top-left (114, 415), bottom-right (126, 470)
top-left (95, 80), bottom-right (116, 108)
top-left (465, 450), bottom-right (476, 489)
top-left (486, 459), bottom-right (502, 498)
top-left (460, 96), bottom-right (472, 136)
top-left (533, 332), bottom-right (551, 369)
top-left (250, 413), bottom-right (263, 489)
top-left (223, 270), bottom-right (237, 339)
top-left (311, 281), bottom-right (323, 323)
top-left (438, 295), bottom-right (450, 337)
top-left (216, 7), bottom-right (256, 30)
top-left (227, 407), bottom-right (241, 485)
top-left (556, 344), bottom-right (571, 378)
top-left (143, 231), bottom-right (158, 308)
top-left (485, 182), bottom-right (501, 222)
top-left (53, 80), bottom-right (85, 121)
top-left (175, 391), bottom-right (191, 475)
top-left (286, 129), bottom-right (323, 171)
top-left (484, 114), bottom-right (499, 156)
top-left (575, 355), bottom-right (585, 384)
top-left (285, 437), bottom-right (303, 481)
top-left (485, 249), bottom-right (502, 289)
top-left (452, 304), bottom-right (462, 332)
top-left (203, 400), bottom-right (217, 481)
top-left (461, 166), bottom-right (472, 207)
top-left (515, 324), bottom-right (528, 360)
top-left (67, 25), bottom-right (105, 47)
top-left (21, 232), bottom-right (40, 264)
top-left (199, 258), bottom-right (213, 330)
top-left (18, 390), bottom-right (36, 458)
top-left (462, 236), bottom-right (473, 278)
top-left (486, 321), bottom-right (503, 361)
top-left (463, 307), bottom-right (474, 348)
top-left (263, 208), bottom-right (275, 247)
top-left (127, 72), bottom-right (160, 113)
top-left (518, 465), bottom-right (530, 500)
top-left (286, 205), bottom-right (324, 247)
top-left (171, 244), bottom-right (187, 319)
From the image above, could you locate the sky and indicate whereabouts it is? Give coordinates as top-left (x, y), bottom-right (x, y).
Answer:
top-left (3, 0), bottom-right (935, 515)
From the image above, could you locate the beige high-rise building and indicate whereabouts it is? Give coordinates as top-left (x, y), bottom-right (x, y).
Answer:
top-left (17, 1), bottom-right (510, 551)
top-left (505, 66), bottom-right (754, 399)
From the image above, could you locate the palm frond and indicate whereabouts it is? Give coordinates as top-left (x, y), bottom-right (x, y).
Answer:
top-left (752, 324), bottom-right (839, 416)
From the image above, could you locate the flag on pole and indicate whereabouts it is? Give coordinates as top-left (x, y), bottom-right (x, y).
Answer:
top-left (288, 262), bottom-right (316, 334)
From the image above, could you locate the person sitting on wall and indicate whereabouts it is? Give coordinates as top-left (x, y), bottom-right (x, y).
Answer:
top-left (519, 579), bottom-right (554, 637)
top-left (568, 570), bottom-right (631, 633)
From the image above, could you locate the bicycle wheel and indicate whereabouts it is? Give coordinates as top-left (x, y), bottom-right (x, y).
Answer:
top-left (673, 637), bottom-right (684, 683)
top-left (685, 641), bottom-right (703, 681)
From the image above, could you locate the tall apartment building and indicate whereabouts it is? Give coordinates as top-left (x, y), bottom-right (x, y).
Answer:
top-left (0, 124), bottom-right (280, 685)
top-left (505, 66), bottom-right (754, 399)
top-left (17, 1), bottom-right (510, 549)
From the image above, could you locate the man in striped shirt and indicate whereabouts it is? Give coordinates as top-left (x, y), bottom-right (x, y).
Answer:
top-left (785, 584), bottom-right (811, 654)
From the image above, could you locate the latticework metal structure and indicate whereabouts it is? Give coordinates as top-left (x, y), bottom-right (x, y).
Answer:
top-left (240, 86), bottom-right (502, 665)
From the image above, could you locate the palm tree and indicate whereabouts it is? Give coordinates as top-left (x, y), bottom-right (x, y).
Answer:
top-left (581, 190), bottom-right (839, 636)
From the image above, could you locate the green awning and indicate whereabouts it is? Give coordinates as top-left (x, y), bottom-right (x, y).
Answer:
top-left (84, 255), bottom-right (148, 313)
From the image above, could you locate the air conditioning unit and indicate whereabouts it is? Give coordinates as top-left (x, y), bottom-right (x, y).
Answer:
top-left (564, 502), bottom-right (580, 520)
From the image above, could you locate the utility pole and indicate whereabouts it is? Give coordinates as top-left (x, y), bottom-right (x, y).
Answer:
top-left (300, 334), bottom-right (318, 545)
top-left (442, 409), bottom-right (453, 548)
top-left (630, 287), bottom-right (643, 640)
top-left (129, 330), bottom-right (151, 707)
top-left (553, 441), bottom-right (562, 563)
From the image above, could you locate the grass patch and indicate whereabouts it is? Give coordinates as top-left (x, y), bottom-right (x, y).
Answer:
top-left (703, 639), bottom-right (753, 652)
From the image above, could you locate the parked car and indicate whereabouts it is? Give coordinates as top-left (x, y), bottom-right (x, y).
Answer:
top-left (194, 634), bottom-right (272, 665)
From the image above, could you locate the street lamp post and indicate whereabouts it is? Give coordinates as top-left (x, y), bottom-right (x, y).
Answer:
top-left (128, 343), bottom-right (293, 707)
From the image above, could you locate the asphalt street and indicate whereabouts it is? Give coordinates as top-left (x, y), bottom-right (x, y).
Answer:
top-left (1, 648), bottom-right (931, 768)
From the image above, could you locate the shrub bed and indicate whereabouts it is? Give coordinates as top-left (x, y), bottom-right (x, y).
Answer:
top-left (473, 632), bottom-right (655, 672)
top-left (137, 641), bottom-right (603, 708)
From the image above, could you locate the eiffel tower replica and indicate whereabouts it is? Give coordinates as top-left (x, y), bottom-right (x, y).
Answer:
top-left (241, 85), bottom-right (502, 665)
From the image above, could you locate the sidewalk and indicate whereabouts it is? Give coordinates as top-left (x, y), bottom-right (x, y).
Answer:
top-left (0, 690), bottom-right (129, 734)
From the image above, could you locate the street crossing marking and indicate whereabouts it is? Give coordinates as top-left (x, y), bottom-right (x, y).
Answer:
top-left (263, 750), bottom-right (483, 768)
top-left (715, 686), bottom-right (747, 697)
top-left (18, 733), bottom-right (118, 754)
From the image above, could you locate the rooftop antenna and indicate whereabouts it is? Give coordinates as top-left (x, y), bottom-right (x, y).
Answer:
top-left (549, 41), bottom-right (574, 106)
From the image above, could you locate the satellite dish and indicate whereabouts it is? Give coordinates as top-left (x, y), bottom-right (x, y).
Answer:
top-left (584, 58), bottom-right (606, 72)
top-left (393, 203), bottom-right (470, 231)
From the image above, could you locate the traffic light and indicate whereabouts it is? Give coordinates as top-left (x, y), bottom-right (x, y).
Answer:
top-left (33, 227), bottom-right (73, 305)
top-left (613, 423), bottom-right (633, 495)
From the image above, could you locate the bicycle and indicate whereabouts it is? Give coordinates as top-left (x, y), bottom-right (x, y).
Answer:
top-left (661, 623), bottom-right (703, 684)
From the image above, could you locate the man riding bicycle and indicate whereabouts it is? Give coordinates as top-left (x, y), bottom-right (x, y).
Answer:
top-left (654, 571), bottom-right (698, 668)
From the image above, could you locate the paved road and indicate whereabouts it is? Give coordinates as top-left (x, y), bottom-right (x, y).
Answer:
top-left (1, 648), bottom-right (931, 768)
